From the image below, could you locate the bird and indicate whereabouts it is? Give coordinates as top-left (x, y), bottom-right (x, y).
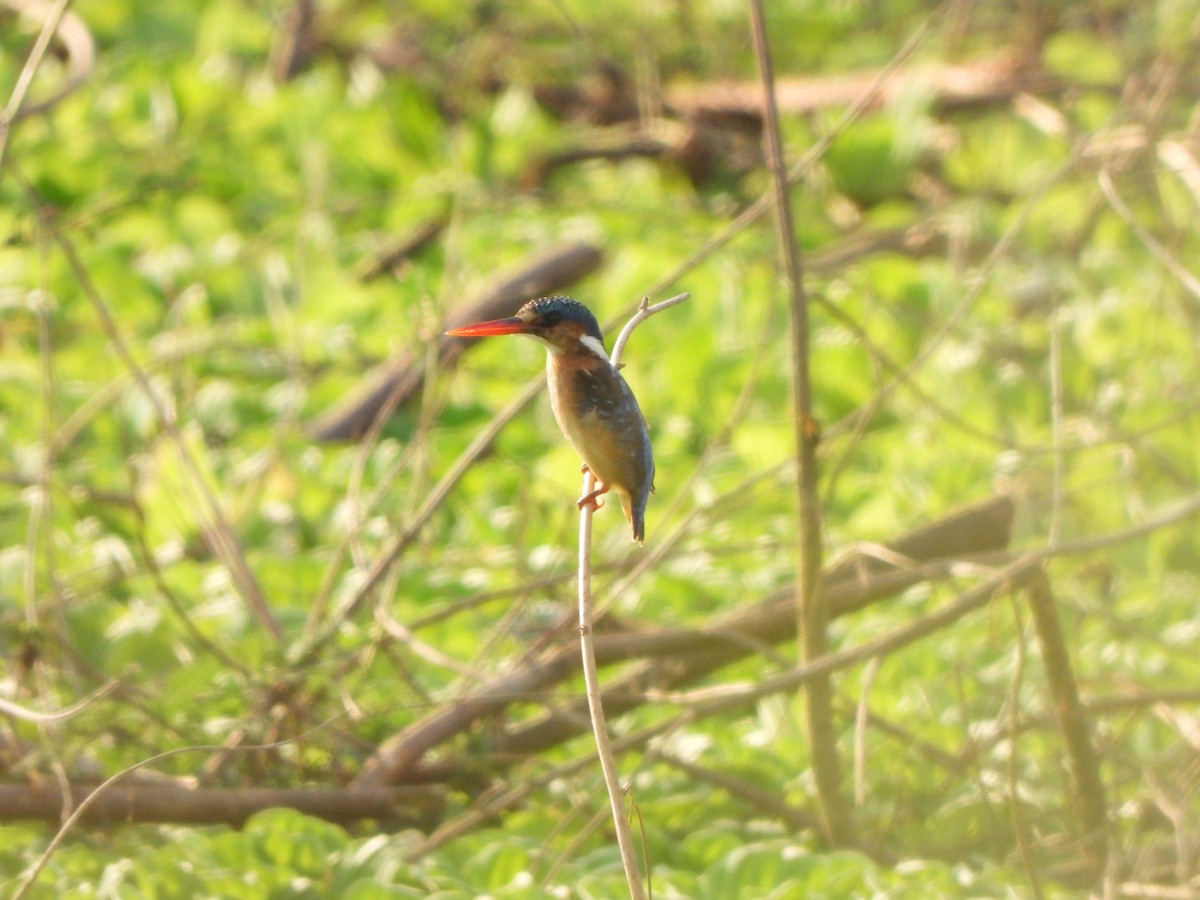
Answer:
top-left (446, 296), bottom-right (654, 544)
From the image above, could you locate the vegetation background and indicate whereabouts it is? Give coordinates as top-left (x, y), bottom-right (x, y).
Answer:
top-left (2, 0), bottom-right (1200, 896)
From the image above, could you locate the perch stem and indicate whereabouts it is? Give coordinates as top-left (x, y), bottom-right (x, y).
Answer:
top-left (578, 291), bottom-right (687, 898)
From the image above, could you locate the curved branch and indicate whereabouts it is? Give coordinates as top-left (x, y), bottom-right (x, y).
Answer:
top-left (0, 680), bottom-right (116, 723)
top-left (577, 293), bottom-right (686, 899)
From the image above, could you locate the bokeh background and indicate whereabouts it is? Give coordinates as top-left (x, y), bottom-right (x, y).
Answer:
top-left (3, 0), bottom-right (1200, 895)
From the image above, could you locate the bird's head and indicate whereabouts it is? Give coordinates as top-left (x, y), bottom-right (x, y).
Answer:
top-left (446, 296), bottom-right (608, 360)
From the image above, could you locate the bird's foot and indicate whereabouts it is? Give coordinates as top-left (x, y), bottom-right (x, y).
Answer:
top-left (577, 484), bottom-right (609, 512)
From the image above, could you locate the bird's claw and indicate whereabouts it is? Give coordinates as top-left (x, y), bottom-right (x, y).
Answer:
top-left (578, 465), bottom-right (607, 510)
top-left (577, 485), bottom-right (607, 512)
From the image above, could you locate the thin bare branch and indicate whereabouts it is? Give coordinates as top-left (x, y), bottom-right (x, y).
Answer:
top-left (0, 680), bottom-right (117, 723)
top-left (0, 0), bottom-right (71, 171)
top-left (1099, 168), bottom-right (1200, 304)
top-left (747, 0), bottom-right (852, 845)
top-left (1026, 569), bottom-right (1109, 876)
top-left (575, 293), bottom-right (685, 900)
top-left (295, 375), bottom-right (545, 665)
top-left (356, 496), bottom-right (1014, 784)
top-left (23, 183), bottom-right (283, 643)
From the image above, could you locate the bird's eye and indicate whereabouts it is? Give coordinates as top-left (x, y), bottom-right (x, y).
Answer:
top-left (540, 312), bottom-right (561, 327)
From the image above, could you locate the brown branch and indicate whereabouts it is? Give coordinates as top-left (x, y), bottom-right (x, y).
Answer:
top-left (659, 753), bottom-right (821, 833)
top-left (355, 649), bottom-right (583, 786)
top-left (500, 563), bottom-right (1012, 764)
top-left (747, 0), bottom-right (851, 845)
top-left (269, 0), bottom-right (318, 83)
top-left (680, 559), bottom-right (1043, 719)
top-left (575, 294), bottom-right (686, 900)
top-left (523, 57), bottom-right (1078, 190)
top-left (530, 62), bottom-right (639, 126)
top-left (667, 56), bottom-right (1071, 122)
top-left (0, 781), bottom-right (442, 829)
top-left (26, 184), bottom-right (283, 644)
top-left (532, 56), bottom-right (1071, 131)
top-left (523, 133), bottom-right (669, 190)
top-left (1025, 569), bottom-right (1109, 879)
top-left (407, 718), bottom-right (677, 861)
top-left (355, 496), bottom-right (1014, 786)
top-left (357, 212), bottom-right (449, 283)
top-left (1005, 593), bottom-right (1045, 899)
top-left (308, 242), bottom-right (604, 441)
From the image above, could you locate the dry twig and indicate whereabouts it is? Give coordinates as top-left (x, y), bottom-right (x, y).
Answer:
top-left (747, 0), bottom-right (852, 845)
top-left (577, 292), bottom-right (687, 899)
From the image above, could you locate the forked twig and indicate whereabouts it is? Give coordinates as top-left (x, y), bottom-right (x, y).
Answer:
top-left (578, 291), bottom-right (686, 900)
top-left (609, 293), bottom-right (689, 363)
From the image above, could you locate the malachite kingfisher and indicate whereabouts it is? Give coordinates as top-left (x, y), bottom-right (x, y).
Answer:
top-left (446, 296), bottom-right (655, 545)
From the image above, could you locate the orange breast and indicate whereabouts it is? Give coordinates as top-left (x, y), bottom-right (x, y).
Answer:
top-left (546, 354), bottom-right (653, 505)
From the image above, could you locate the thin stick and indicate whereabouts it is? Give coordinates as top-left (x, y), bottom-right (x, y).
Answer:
top-left (0, 680), bottom-right (116, 723)
top-left (610, 292), bottom-right (689, 363)
top-left (746, 0), bottom-right (853, 845)
top-left (1005, 592), bottom-right (1045, 900)
top-left (11, 734), bottom-right (319, 900)
top-left (25, 184), bottom-right (283, 643)
top-left (853, 656), bottom-right (882, 807)
top-left (1098, 168), bottom-right (1200, 303)
top-left (0, 0), bottom-right (72, 172)
top-left (1025, 569), bottom-right (1108, 874)
top-left (577, 292), bottom-right (686, 899)
top-left (294, 376), bottom-right (545, 665)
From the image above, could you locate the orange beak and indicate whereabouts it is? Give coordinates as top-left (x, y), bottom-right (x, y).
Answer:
top-left (445, 317), bottom-right (534, 337)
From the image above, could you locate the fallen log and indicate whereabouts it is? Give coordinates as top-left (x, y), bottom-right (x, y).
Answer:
top-left (309, 242), bottom-right (603, 441)
top-left (0, 781), bottom-right (443, 829)
top-left (357, 495), bottom-right (1014, 785)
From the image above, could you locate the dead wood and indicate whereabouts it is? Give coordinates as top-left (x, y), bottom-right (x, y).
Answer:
top-left (532, 57), bottom-right (1065, 129)
top-left (308, 241), bottom-right (604, 442)
top-left (270, 0), bottom-right (319, 83)
top-left (309, 223), bottom-right (947, 443)
top-left (358, 212), bottom-right (449, 283)
top-left (1025, 569), bottom-right (1108, 879)
top-left (0, 782), bottom-right (443, 829)
top-left (522, 132), bottom-right (671, 190)
top-left (524, 55), bottom-right (1081, 188)
top-left (667, 56), bottom-right (1067, 121)
top-left (356, 495), bottom-right (1014, 785)
top-left (532, 61), bottom-right (640, 126)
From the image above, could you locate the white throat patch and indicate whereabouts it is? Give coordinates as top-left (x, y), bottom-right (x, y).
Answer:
top-left (578, 334), bottom-right (609, 362)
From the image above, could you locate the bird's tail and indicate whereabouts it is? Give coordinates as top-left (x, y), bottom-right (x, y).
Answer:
top-left (628, 497), bottom-right (646, 546)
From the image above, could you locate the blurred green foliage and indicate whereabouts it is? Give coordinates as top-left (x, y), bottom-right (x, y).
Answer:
top-left (2, 0), bottom-right (1200, 895)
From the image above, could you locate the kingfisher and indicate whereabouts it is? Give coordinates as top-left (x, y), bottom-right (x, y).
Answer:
top-left (446, 296), bottom-right (654, 544)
